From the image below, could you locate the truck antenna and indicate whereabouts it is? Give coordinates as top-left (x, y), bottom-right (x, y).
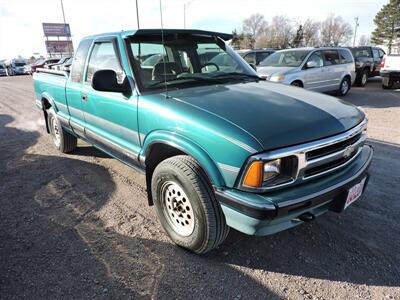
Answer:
top-left (159, 0), bottom-right (168, 98)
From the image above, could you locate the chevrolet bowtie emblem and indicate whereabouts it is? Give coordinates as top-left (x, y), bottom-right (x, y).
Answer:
top-left (343, 145), bottom-right (355, 158)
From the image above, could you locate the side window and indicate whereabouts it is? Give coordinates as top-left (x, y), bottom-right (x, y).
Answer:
top-left (307, 51), bottom-right (324, 67)
top-left (372, 49), bottom-right (380, 60)
top-left (379, 49), bottom-right (385, 58)
top-left (323, 50), bottom-right (340, 65)
top-left (86, 42), bottom-right (124, 84)
top-left (243, 52), bottom-right (255, 65)
top-left (70, 39), bottom-right (92, 83)
top-left (256, 52), bottom-right (271, 65)
top-left (339, 49), bottom-right (354, 64)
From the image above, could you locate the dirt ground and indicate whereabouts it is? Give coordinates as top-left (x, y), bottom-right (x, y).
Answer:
top-left (0, 76), bottom-right (399, 300)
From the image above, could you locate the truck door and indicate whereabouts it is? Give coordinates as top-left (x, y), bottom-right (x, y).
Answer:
top-left (80, 38), bottom-right (141, 166)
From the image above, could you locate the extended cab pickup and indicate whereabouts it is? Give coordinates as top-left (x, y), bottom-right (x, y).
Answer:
top-left (33, 29), bottom-right (373, 254)
top-left (380, 54), bottom-right (400, 89)
top-left (347, 46), bottom-right (385, 86)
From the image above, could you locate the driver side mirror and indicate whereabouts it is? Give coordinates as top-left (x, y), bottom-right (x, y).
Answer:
top-left (306, 61), bottom-right (318, 69)
top-left (92, 69), bottom-right (131, 94)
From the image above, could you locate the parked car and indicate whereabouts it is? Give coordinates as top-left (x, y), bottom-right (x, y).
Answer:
top-left (237, 49), bottom-right (276, 67)
top-left (33, 29), bottom-right (372, 254)
top-left (347, 46), bottom-right (385, 86)
top-left (48, 57), bottom-right (72, 70)
top-left (55, 57), bottom-right (73, 72)
top-left (257, 47), bottom-right (356, 96)
top-left (380, 54), bottom-right (400, 89)
top-left (0, 62), bottom-right (7, 76)
top-left (5, 58), bottom-right (31, 75)
top-left (31, 58), bottom-right (61, 72)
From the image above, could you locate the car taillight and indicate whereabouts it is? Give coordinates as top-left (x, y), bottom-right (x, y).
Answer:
top-left (380, 57), bottom-right (385, 68)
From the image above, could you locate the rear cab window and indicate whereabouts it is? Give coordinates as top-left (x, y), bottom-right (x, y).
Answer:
top-left (85, 41), bottom-right (124, 84)
top-left (70, 39), bottom-right (92, 83)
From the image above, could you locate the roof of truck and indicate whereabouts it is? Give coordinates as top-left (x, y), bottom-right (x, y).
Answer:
top-left (83, 29), bottom-right (233, 41)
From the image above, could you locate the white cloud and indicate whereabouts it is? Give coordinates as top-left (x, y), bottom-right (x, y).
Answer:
top-left (0, 0), bottom-right (387, 59)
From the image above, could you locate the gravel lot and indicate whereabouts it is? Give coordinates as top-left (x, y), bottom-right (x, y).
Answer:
top-left (0, 76), bottom-right (399, 300)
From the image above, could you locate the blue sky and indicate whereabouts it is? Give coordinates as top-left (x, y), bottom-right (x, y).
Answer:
top-left (0, 0), bottom-right (388, 58)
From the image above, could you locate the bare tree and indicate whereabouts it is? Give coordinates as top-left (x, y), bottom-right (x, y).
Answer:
top-left (320, 14), bottom-right (353, 46)
top-left (358, 35), bottom-right (370, 46)
top-left (242, 14), bottom-right (268, 48)
top-left (302, 18), bottom-right (321, 47)
top-left (264, 16), bottom-right (294, 49)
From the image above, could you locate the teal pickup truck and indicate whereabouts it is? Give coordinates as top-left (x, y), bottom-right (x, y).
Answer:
top-left (33, 29), bottom-right (373, 254)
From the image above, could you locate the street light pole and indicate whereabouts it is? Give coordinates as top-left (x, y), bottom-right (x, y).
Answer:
top-left (135, 0), bottom-right (140, 29)
top-left (353, 17), bottom-right (359, 47)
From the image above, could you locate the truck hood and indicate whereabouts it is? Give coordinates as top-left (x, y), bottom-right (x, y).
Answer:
top-left (166, 81), bottom-right (364, 151)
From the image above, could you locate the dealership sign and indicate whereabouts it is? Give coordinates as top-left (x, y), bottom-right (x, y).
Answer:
top-left (42, 23), bottom-right (71, 37)
top-left (45, 41), bottom-right (73, 53)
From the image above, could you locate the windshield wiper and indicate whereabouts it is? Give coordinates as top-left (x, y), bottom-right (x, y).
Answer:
top-left (211, 72), bottom-right (262, 81)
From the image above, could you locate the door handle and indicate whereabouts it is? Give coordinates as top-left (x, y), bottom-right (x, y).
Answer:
top-left (81, 93), bottom-right (88, 101)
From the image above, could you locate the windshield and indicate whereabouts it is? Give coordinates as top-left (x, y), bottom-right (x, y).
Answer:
top-left (15, 62), bottom-right (26, 67)
top-left (260, 50), bottom-right (310, 67)
top-left (128, 34), bottom-right (256, 91)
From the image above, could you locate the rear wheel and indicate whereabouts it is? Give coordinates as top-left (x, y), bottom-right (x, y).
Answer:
top-left (382, 78), bottom-right (394, 89)
top-left (337, 77), bottom-right (351, 96)
top-left (151, 155), bottom-right (229, 254)
top-left (47, 107), bottom-right (77, 153)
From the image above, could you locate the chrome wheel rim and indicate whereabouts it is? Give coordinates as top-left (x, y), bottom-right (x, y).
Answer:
top-left (50, 116), bottom-right (61, 147)
top-left (161, 181), bottom-right (194, 237)
top-left (341, 80), bottom-right (349, 94)
top-left (362, 73), bottom-right (367, 85)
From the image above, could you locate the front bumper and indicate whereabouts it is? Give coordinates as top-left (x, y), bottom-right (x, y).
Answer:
top-left (216, 145), bottom-right (373, 235)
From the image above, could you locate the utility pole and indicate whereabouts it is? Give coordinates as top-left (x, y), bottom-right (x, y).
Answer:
top-left (135, 0), bottom-right (140, 29)
top-left (60, 0), bottom-right (72, 56)
top-left (183, 1), bottom-right (194, 29)
top-left (353, 17), bottom-right (359, 47)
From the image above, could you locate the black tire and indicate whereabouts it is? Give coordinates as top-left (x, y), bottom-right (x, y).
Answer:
top-left (358, 69), bottom-right (369, 87)
top-left (151, 155), bottom-right (229, 254)
top-left (382, 79), bottom-right (394, 89)
top-left (290, 81), bottom-right (303, 88)
top-left (47, 107), bottom-right (77, 153)
top-left (337, 77), bottom-right (351, 96)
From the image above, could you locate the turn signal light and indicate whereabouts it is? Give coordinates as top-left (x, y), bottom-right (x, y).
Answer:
top-left (242, 161), bottom-right (263, 187)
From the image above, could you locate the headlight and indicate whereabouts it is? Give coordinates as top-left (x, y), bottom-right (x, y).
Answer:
top-left (240, 156), bottom-right (296, 190)
top-left (270, 74), bottom-right (285, 82)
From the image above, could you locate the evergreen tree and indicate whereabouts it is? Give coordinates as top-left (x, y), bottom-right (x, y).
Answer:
top-left (291, 25), bottom-right (304, 47)
top-left (371, 0), bottom-right (400, 54)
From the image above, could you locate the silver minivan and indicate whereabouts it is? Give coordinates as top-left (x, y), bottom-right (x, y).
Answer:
top-left (257, 47), bottom-right (356, 96)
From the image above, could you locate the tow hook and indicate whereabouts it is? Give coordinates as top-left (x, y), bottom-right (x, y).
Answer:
top-left (297, 212), bottom-right (315, 222)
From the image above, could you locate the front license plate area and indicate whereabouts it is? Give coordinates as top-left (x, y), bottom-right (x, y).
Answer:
top-left (344, 177), bottom-right (367, 210)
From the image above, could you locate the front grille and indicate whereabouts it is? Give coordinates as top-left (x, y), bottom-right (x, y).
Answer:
top-left (306, 133), bottom-right (362, 160)
top-left (302, 130), bottom-right (365, 179)
top-left (304, 149), bottom-right (359, 177)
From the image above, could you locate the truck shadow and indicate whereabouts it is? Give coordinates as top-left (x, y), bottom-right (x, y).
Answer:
top-left (0, 114), bottom-right (280, 299)
top-left (210, 138), bottom-right (400, 288)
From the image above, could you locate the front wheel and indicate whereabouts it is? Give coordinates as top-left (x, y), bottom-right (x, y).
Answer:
top-left (337, 77), bottom-right (351, 96)
top-left (358, 69), bottom-right (369, 87)
top-left (47, 107), bottom-right (77, 153)
top-left (151, 155), bottom-right (229, 254)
